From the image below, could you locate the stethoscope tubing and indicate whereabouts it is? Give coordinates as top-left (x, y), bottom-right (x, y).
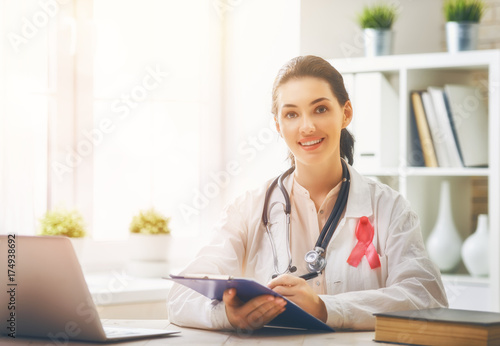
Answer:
top-left (315, 160), bottom-right (350, 250)
top-left (262, 160), bottom-right (350, 277)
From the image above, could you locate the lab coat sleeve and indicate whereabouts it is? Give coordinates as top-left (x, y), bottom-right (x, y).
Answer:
top-left (321, 204), bottom-right (448, 330)
top-left (166, 200), bottom-right (249, 330)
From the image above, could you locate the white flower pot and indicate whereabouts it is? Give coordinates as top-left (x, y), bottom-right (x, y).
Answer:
top-left (129, 233), bottom-right (171, 261)
top-left (446, 22), bottom-right (479, 53)
top-left (363, 28), bottom-right (394, 57)
top-left (127, 233), bottom-right (171, 278)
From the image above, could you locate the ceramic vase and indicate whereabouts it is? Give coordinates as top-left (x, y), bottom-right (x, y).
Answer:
top-left (426, 181), bottom-right (463, 272)
top-left (462, 214), bottom-right (489, 277)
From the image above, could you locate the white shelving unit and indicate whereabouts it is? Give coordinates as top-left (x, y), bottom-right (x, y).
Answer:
top-left (331, 50), bottom-right (500, 311)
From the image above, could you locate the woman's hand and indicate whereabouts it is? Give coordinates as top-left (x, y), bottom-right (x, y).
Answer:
top-left (223, 288), bottom-right (287, 331)
top-left (267, 274), bottom-right (327, 322)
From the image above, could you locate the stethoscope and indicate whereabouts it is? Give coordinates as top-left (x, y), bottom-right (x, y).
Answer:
top-left (262, 159), bottom-right (351, 278)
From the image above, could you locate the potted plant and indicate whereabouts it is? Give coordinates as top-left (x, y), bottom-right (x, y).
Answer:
top-left (356, 3), bottom-right (398, 57)
top-left (128, 208), bottom-right (172, 276)
top-left (444, 0), bottom-right (485, 52)
top-left (38, 208), bottom-right (87, 258)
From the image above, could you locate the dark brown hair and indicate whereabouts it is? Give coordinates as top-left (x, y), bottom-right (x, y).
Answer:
top-left (271, 55), bottom-right (355, 166)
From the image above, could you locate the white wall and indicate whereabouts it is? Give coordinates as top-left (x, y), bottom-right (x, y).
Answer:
top-left (221, 0), bottom-right (301, 205)
top-left (300, 0), bottom-right (446, 59)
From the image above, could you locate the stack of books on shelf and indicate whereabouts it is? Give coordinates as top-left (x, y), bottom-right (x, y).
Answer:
top-left (409, 84), bottom-right (488, 168)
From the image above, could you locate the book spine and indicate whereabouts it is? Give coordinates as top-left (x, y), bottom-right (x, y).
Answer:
top-left (442, 91), bottom-right (464, 165)
top-left (411, 91), bottom-right (438, 167)
top-left (421, 91), bottom-right (448, 167)
top-left (428, 87), bottom-right (463, 168)
top-left (408, 91), bottom-right (425, 167)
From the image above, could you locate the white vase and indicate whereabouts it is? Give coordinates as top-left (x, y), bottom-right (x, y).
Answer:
top-left (426, 181), bottom-right (463, 272)
top-left (462, 214), bottom-right (489, 277)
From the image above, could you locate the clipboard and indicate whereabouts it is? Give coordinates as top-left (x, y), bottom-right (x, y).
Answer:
top-left (166, 274), bottom-right (334, 332)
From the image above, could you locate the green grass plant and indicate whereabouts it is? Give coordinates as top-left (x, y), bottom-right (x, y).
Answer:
top-left (444, 0), bottom-right (485, 22)
top-left (357, 3), bottom-right (398, 29)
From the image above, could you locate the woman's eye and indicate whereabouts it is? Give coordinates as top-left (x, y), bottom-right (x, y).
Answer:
top-left (285, 112), bottom-right (297, 119)
top-left (316, 106), bottom-right (328, 114)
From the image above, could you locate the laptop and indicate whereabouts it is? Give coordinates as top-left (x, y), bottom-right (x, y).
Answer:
top-left (0, 235), bottom-right (179, 342)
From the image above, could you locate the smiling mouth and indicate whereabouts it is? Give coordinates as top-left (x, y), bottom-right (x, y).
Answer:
top-left (300, 138), bottom-right (324, 147)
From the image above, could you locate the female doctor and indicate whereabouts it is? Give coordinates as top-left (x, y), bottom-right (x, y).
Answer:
top-left (167, 55), bottom-right (448, 331)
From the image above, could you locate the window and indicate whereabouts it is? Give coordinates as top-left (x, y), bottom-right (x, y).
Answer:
top-left (0, 0), bottom-right (53, 235)
top-left (90, 0), bottom-right (222, 239)
top-left (1, 0), bottom-right (223, 240)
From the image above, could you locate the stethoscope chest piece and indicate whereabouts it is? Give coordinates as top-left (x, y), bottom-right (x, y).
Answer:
top-left (305, 247), bottom-right (326, 273)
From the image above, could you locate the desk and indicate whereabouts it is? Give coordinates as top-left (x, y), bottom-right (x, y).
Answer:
top-left (0, 319), bottom-right (391, 345)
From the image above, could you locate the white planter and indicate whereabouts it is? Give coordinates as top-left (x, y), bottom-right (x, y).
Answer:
top-left (363, 28), bottom-right (393, 57)
top-left (129, 233), bottom-right (171, 262)
top-left (462, 214), bottom-right (489, 277)
top-left (127, 233), bottom-right (171, 278)
top-left (446, 22), bottom-right (479, 53)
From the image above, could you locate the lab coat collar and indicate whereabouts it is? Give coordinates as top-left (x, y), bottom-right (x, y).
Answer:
top-left (282, 163), bottom-right (373, 219)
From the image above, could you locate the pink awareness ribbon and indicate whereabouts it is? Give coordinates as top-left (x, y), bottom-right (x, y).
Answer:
top-left (347, 216), bottom-right (381, 269)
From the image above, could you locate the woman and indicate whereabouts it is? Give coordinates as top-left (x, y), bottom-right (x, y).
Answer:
top-left (167, 55), bottom-right (448, 331)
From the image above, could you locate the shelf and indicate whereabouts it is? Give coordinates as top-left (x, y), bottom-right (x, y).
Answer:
top-left (405, 167), bottom-right (489, 177)
top-left (441, 274), bottom-right (490, 287)
top-left (358, 168), bottom-right (400, 177)
top-left (358, 167), bottom-right (489, 177)
top-left (333, 49), bottom-right (500, 312)
top-left (86, 272), bottom-right (172, 305)
top-left (332, 49), bottom-right (500, 74)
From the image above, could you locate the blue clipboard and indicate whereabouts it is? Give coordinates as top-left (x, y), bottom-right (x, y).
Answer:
top-left (167, 274), bottom-right (334, 332)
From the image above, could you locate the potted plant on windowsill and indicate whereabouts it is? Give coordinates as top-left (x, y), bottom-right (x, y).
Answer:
top-left (38, 208), bottom-right (87, 259)
top-left (356, 2), bottom-right (398, 57)
top-left (444, 0), bottom-right (485, 52)
top-left (128, 208), bottom-right (172, 277)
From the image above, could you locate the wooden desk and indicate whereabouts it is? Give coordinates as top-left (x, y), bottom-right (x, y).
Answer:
top-left (0, 319), bottom-right (392, 345)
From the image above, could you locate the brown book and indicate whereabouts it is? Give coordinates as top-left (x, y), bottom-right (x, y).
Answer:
top-left (410, 91), bottom-right (438, 167)
top-left (374, 308), bottom-right (500, 346)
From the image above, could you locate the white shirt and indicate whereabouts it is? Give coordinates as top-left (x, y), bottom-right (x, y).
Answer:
top-left (166, 164), bottom-right (448, 330)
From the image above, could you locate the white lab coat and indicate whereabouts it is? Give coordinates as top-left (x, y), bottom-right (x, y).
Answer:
top-left (166, 164), bottom-right (448, 330)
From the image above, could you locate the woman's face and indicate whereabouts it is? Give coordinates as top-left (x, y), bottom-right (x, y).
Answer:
top-left (275, 76), bottom-right (352, 168)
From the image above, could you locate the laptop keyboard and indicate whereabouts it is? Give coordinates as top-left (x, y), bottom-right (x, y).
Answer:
top-left (104, 326), bottom-right (143, 337)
